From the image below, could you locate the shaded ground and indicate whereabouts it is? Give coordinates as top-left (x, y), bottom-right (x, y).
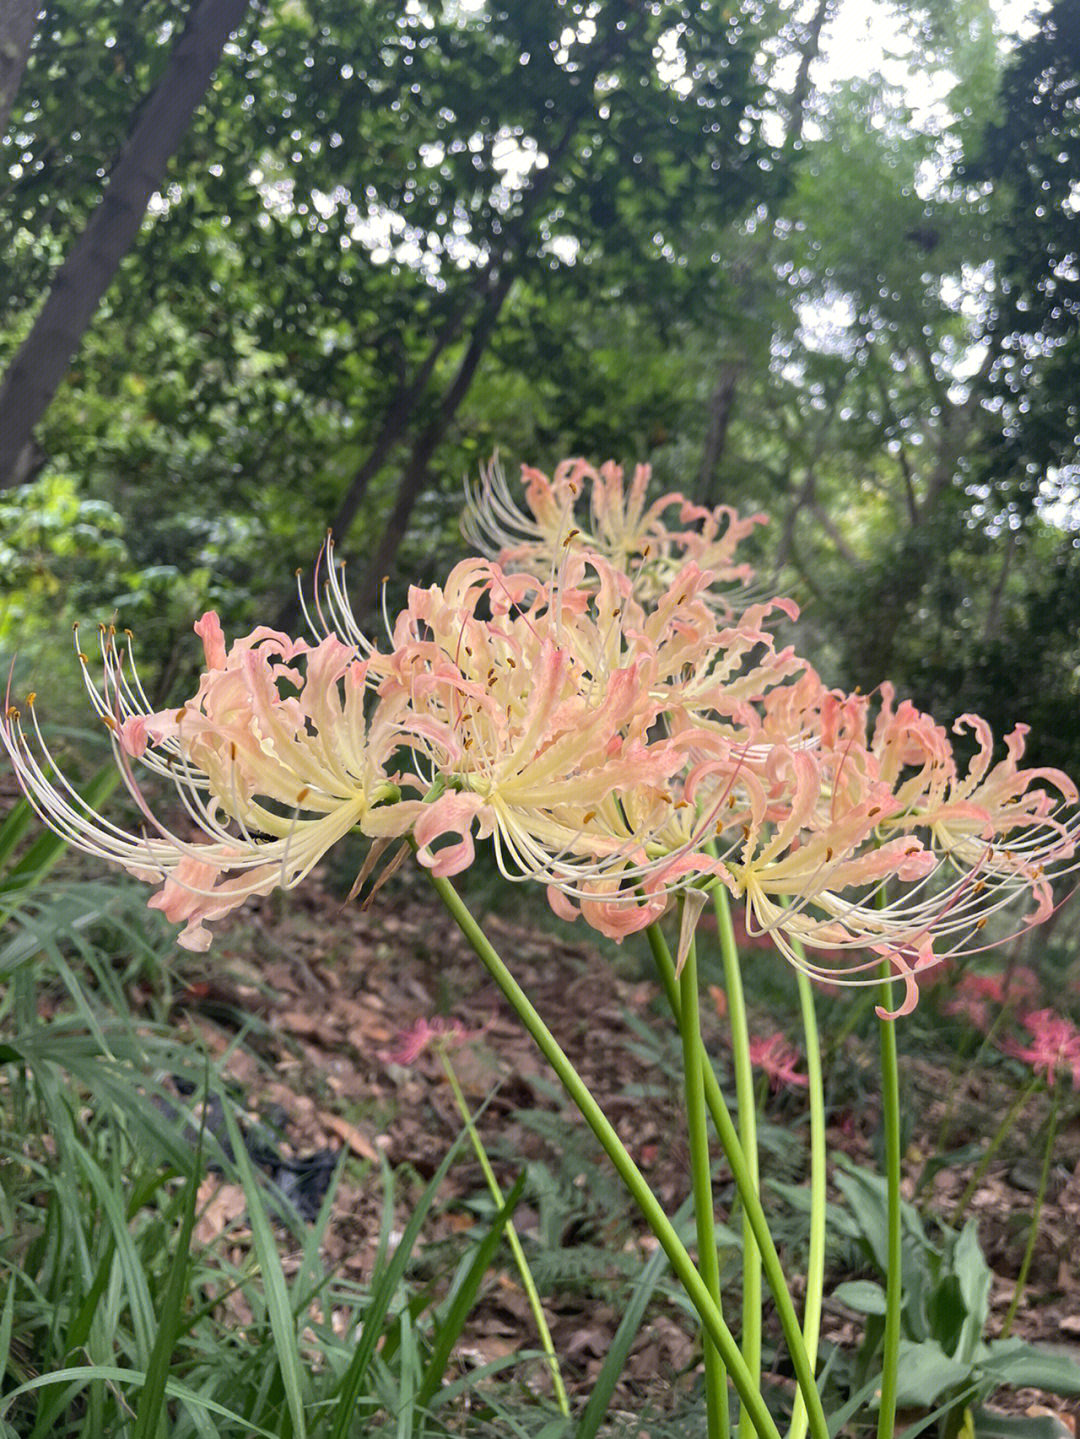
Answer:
top-left (143, 859), bottom-right (1080, 1430)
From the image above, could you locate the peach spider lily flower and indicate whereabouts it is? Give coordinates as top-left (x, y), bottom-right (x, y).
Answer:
top-left (462, 455), bottom-right (768, 611)
top-left (700, 687), bottom-right (1079, 1016)
top-left (378, 558), bottom-right (726, 937)
top-left (1, 615), bottom-right (412, 951)
top-left (866, 692), bottom-right (1079, 944)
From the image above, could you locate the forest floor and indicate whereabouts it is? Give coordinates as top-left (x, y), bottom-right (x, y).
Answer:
top-left (142, 854), bottom-right (1080, 1433)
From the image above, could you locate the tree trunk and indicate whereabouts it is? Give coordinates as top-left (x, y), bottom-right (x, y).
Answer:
top-left (696, 359), bottom-right (741, 505)
top-left (322, 281), bottom-right (491, 547)
top-left (0, 0), bottom-right (250, 490)
top-left (338, 263), bottom-right (517, 623)
top-left (0, 0), bottom-right (39, 139)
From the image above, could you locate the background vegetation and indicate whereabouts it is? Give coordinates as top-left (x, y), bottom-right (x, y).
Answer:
top-left (2, 1), bottom-right (1080, 1434)
top-left (1, 0), bottom-right (1077, 767)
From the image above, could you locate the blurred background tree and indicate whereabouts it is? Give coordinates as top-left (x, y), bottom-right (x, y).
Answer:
top-left (0, 0), bottom-right (1077, 766)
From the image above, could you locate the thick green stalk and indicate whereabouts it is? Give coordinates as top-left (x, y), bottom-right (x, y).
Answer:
top-left (787, 963), bottom-right (826, 1439)
top-left (712, 885), bottom-right (761, 1439)
top-left (646, 923), bottom-right (829, 1439)
top-left (1002, 1088), bottom-right (1059, 1338)
top-left (679, 934), bottom-right (731, 1439)
top-left (428, 872), bottom-right (784, 1439)
top-left (876, 965), bottom-right (903, 1439)
top-left (439, 1051), bottom-right (570, 1417)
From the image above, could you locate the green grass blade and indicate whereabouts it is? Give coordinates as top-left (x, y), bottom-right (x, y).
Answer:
top-left (0, 770), bottom-right (119, 900)
top-left (0, 795), bottom-right (32, 873)
top-left (71, 1140), bottom-right (156, 1366)
top-left (326, 1130), bottom-right (473, 1439)
top-left (0, 1364), bottom-right (285, 1438)
top-left (0, 1269), bottom-right (14, 1385)
top-left (221, 1096), bottom-right (309, 1439)
top-left (576, 1198), bottom-right (691, 1439)
top-left (130, 1133), bottom-right (205, 1439)
top-left (416, 1170), bottom-right (526, 1414)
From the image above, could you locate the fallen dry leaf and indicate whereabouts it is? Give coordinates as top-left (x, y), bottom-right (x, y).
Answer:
top-left (320, 1111), bottom-right (378, 1161)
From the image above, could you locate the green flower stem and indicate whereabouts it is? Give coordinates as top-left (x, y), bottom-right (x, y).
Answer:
top-left (427, 871), bottom-right (784, 1439)
top-left (439, 1050), bottom-right (570, 1418)
top-left (925, 998), bottom-right (1017, 1193)
top-left (788, 961), bottom-right (826, 1439)
top-left (679, 930), bottom-right (731, 1439)
top-left (876, 965), bottom-right (903, 1439)
top-left (711, 884), bottom-right (761, 1439)
top-left (1002, 1087), bottom-right (1060, 1339)
top-left (646, 923), bottom-right (829, 1439)
top-left (953, 1075), bottom-right (1039, 1222)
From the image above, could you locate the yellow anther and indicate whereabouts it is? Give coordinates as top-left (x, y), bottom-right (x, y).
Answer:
top-left (25, 692), bottom-right (35, 706)
top-left (6, 704), bottom-right (19, 720)
top-left (296, 786), bottom-right (310, 803)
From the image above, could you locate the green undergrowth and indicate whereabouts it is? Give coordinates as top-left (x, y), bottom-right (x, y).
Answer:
top-left (2, 793), bottom-right (1079, 1437)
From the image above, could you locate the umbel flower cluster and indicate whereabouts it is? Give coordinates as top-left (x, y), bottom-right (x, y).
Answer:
top-left (4, 458), bottom-right (1077, 1016)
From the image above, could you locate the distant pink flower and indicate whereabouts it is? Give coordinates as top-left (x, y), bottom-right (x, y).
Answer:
top-left (944, 966), bottom-right (1043, 1032)
top-left (1002, 1009), bottom-right (1080, 1090)
top-left (747, 1032), bottom-right (809, 1091)
top-left (381, 1016), bottom-right (476, 1067)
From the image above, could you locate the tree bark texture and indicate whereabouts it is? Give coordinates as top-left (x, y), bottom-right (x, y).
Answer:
top-left (0, 0), bottom-right (39, 139)
top-left (0, 0), bottom-right (250, 490)
top-left (345, 264), bottom-right (518, 622)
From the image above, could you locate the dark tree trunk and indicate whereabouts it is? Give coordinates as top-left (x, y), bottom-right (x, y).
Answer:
top-left (345, 265), bottom-right (518, 622)
top-left (0, 0), bottom-right (39, 139)
top-left (0, 0), bottom-right (250, 490)
top-left (696, 360), bottom-right (741, 505)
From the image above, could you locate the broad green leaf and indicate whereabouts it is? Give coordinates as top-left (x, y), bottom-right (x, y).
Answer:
top-left (979, 1339), bottom-right (1080, 1396)
top-left (893, 1339), bottom-right (972, 1407)
top-left (832, 1279), bottom-right (888, 1316)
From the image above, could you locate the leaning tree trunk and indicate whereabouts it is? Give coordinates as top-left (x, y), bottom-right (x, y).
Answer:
top-left (0, 0), bottom-right (251, 490)
top-left (0, 0), bottom-right (39, 139)
top-left (345, 265), bottom-right (518, 622)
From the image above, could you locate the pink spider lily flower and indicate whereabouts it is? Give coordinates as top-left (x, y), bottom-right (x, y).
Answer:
top-left (1, 615), bottom-right (413, 951)
top-left (747, 1032), bottom-right (809, 1091)
top-left (943, 967), bottom-right (1042, 1032)
top-left (461, 455), bottom-right (767, 612)
top-left (380, 1015), bottom-right (479, 1067)
top-left (1002, 1009), bottom-right (1080, 1090)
